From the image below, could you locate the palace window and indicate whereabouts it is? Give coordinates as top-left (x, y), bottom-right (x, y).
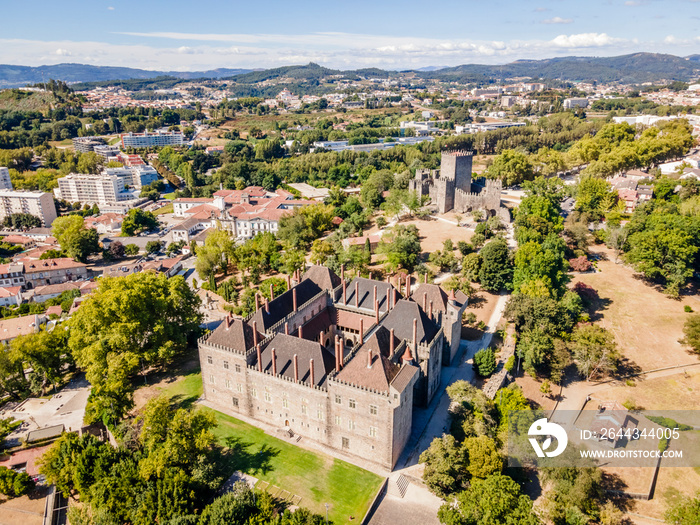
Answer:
top-left (235, 364), bottom-right (241, 373)
top-left (369, 426), bottom-right (377, 438)
top-left (342, 437), bottom-right (350, 449)
top-left (251, 387), bottom-right (257, 398)
top-left (348, 399), bottom-right (356, 409)
top-left (209, 375), bottom-right (214, 384)
top-left (369, 404), bottom-right (377, 415)
top-left (207, 356), bottom-right (213, 365)
top-left (232, 397), bottom-right (239, 407)
top-left (226, 380), bottom-right (231, 389)
top-left (348, 420), bottom-right (355, 431)
top-left (335, 416), bottom-right (341, 426)
top-left (335, 394), bottom-right (342, 404)
top-left (223, 361), bottom-right (229, 369)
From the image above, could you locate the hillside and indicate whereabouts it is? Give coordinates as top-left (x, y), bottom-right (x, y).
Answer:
top-left (0, 89), bottom-right (59, 112)
top-left (2, 53), bottom-right (699, 89)
top-left (0, 63), bottom-right (253, 88)
top-left (423, 53), bottom-right (700, 83)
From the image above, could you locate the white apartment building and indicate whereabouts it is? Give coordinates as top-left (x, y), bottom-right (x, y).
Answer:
top-left (103, 166), bottom-right (159, 189)
top-left (0, 190), bottom-right (57, 227)
top-left (563, 98), bottom-right (589, 109)
top-left (55, 173), bottom-right (132, 206)
top-left (0, 167), bottom-right (13, 190)
top-left (120, 131), bottom-right (184, 149)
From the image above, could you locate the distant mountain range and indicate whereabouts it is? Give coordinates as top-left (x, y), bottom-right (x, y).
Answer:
top-left (0, 63), bottom-right (253, 87)
top-left (0, 53), bottom-right (699, 88)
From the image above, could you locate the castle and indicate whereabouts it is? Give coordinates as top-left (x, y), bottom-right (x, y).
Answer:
top-left (409, 150), bottom-right (510, 222)
top-left (198, 266), bottom-right (468, 470)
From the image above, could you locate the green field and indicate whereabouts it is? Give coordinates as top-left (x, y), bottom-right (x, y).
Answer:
top-left (154, 203), bottom-right (173, 215)
top-left (164, 192), bottom-right (176, 200)
top-left (160, 370), bottom-right (382, 523)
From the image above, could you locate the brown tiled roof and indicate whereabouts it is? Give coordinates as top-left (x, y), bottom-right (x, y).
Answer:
top-left (0, 314), bottom-right (40, 342)
top-left (34, 282), bottom-right (80, 296)
top-left (341, 277), bottom-right (399, 314)
top-left (380, 299), bottom-right (439, 346)
top-left (390, 364), bottom-right (419, 393)
top-left (0, 286), bottom-right (21, 298)
top-left (411, 283), bottom-right (467, 311)
top-left (45, 305), bottom-right (63, 316)
top-left (207, 317), bottom-right (263, 353)
top-left (258, 333), bottom-right (334, 386)
top-left (302, 265), bottom-right (341, 291)
top-left (250, 279), bottom-right (324, 332)
top-left (336, 345), bottom-right (400, 393)
top-left (23, 258), bottom-right (86, 273)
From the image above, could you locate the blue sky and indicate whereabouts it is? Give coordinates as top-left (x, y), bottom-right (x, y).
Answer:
top-left (1, 0), bottom-right (699, 70)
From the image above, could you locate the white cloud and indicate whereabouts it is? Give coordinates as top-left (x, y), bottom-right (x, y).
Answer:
top-left (107, 6), bottom-right (115, 10)
top-left (542, 17), bottom-right (573, 24)
top-left (551, 33), bottom-right (620, 47)
top-left (534, 7), bottom-right (549, 12)
top-left (0, 31), bottom-right (680, 71)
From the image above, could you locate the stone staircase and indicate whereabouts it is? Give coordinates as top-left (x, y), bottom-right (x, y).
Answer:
top-left (387, 474), bottom-right (410, 498)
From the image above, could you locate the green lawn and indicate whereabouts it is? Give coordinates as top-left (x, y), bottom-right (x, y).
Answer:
top-left (154, 203), bottom-right (173, 215)
top-left (164, 192), bottom-right (176, 200)
top-left (160, 371), bottom-right (382, 523)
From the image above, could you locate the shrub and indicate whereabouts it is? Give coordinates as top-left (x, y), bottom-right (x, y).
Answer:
top-left (569, 256), bottom-right (592, 272)
top-left (473, 348), bottom-right (496, 377)
top-left (505, 355), bottom-right (515, 374)
top-left (573, 282), bottom-right (599, 304)
top-left (376, 216), bottom-right (387, 228)
top-left (685, 305), bottom-right (693, 313)
top-left (0, 466), bottom-right (34, 497)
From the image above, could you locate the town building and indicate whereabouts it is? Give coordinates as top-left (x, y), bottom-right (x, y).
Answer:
top-left (21, 258), bottom-right (88, 289)
top-left (198, 265), bottom-right (467, 470)
top-left (0, 314), bottom-right (43, 345)
top-left (120, 131), bottom-right (184, 149)
top-left (563, 98), bottom-right (589, 109)
top-left (0, 190), bottom-right (57, 227)
top-left (72, 137), bottom-right (106, 153)
top-left (0, 286), bottom-right (22, 307)
top-left (0, 167), bottom-right (12, 190)
top-left (0, 263), bottom-right (26, 288)
top-left (54, 169), bottom-right (152, 213)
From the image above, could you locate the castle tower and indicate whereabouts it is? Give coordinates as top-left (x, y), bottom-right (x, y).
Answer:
top-left (440, 151), bottom-right (473, 194)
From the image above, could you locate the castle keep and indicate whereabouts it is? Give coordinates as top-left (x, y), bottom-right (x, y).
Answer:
top-left (198, 266), bottom-right (467, 470)
top-left (409, 150), bottom-right (509, 222)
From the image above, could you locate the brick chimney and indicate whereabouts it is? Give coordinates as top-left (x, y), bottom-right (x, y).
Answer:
top-left (367, 349), bottom-right (372, 368)
top-left (309, 359), bottom-right (315, 385)
top-left (293, 354), bottom-right (299, 382)
top-left (373, 285), bottom-right (377, 307)
top-left (264, 297), bottom-right (269, 314)
top-left (269, 283), bottom-right (274, 301)
top-left (271, 348), bottom-right (277, 375)
top-left (256, 344), bottom-right (262, 372)
top-left (284, 322), bottom-right (289, 335)
top-left (406, 275), bottom-right (411, 297)
top-left (252, 321), bottom-right (258, 347)
top-left (374, 299), bottom-right (379, 324)
top-left (424, 272), bottom-right (428, 284)
top-left (423, 292), bottom-right (427, 311)
top-left (412, 317), bottom-right (418, 352)
top-left (298, 324), bottom-right (303, 339)
top-left (390, 328), bottom-right (395, 355)
top-left (359, 318), bottom-right (364, 339)
top-left (286, 273), bottom-right (291, 290)
top-left (293, 288), bottom-right (298, 311)
top-left (335, 337), bottom-right (340, 372)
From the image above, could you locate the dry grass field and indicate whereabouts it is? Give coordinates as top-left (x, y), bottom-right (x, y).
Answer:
top-left (571, 245), bottom-right (699, 371)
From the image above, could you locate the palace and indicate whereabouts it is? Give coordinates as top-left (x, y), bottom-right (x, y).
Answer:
top-left (198, 266), bottom-right (467, 470)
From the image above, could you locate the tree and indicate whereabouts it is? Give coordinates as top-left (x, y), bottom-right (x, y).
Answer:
top-left (107, 241), bottom-right (125, 259)
top-left (575, 176), bottom-right (616, 219)
top-left (68, 272), bottom-right (202, 424)
top-left (10, 328), bottom-right (69, 394)
top-left (680, 314), bottom-right (700, 356)
top-left (473, 348), bottom-right (496, 377)
top-left (420, 434), bottom-right (470, 498)
top-left (146, 240), bottom-right (163, 254)
top-left (124, 244), bottom-right (140, 256)
top-left (198, 482), bottom-right (257, 525)
top-left (665, 492), bottom-right (700, 525)
top-left (463, 436), bottom-right (503, 479)
top-left (379, 224), bottom-right (421, 273)
top-left (0, 466), bottom-right (34, 497)
top-left (625, 227), bottom-right (697, 297)
top-left (485, 150), bottom-right (535, 187)
top-left (540, 465), bottom-right (605, 524)
top-left (437, 474), bottom-right (540, 525)
top-left (51, 215), bottom-right (100, 262)
top-left (121, 209), bottom-right (159, 237)
top-left (2, 213), bottom-right (42, 231)
top-left (569, 325), bottom-right (620, 380)
top-left (194, 230), bottom-right (233, 279)
top-left (478, 239), bottom-right (512, 292)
